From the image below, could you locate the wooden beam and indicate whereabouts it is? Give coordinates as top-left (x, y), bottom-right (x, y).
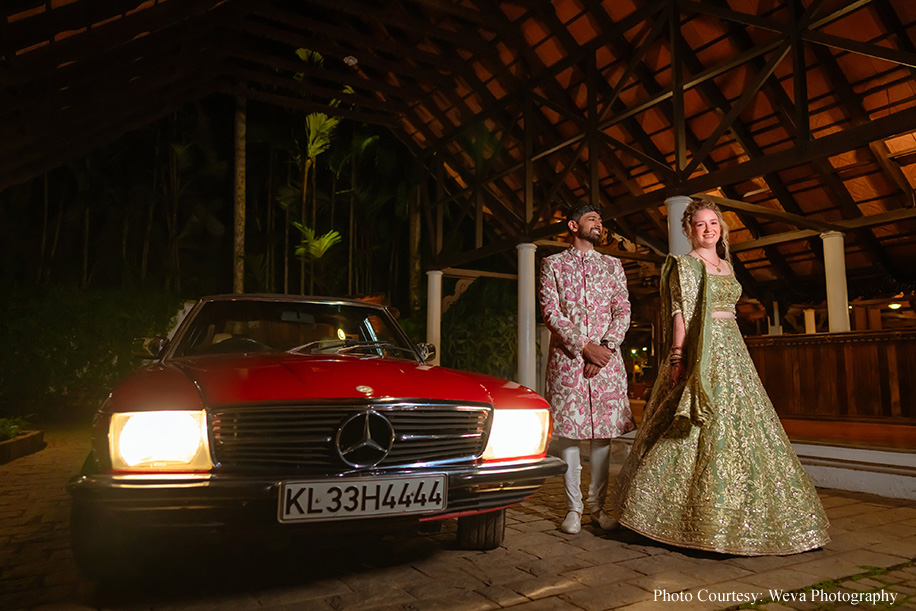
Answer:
top-left (731, 207), bottom-right (916, 252)
top-left (697, 194), bottom-right (847, 232)
top-left (440, 267), bottom-right (517, 280)
top-left (222, 83), bottom-right (395, 126)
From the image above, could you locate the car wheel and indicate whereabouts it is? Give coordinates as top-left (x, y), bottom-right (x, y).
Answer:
top-left (456, 508), bottom-right (506, 550)
top-left (69, 504), bottom-right (138, 581)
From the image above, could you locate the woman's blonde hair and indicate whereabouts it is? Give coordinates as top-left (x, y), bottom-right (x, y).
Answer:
top-left (681, 198), bottom-right (731, 263)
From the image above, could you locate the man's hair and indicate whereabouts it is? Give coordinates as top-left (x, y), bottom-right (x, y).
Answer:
top-left (566, 202), bottom-right (601, 225)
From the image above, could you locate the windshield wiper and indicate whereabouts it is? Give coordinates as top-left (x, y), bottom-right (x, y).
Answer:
top-left (287, 339), bottom-right (417, 359)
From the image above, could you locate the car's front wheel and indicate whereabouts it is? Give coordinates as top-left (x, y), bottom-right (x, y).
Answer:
top-left (456, 508), bottom-right (505, 550)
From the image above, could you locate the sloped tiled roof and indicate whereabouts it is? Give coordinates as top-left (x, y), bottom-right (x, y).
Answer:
top-left (3, 0), bottom-right (916, 310)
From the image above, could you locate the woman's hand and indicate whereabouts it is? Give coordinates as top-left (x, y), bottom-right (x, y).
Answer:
top-left (669, 360), bottom-right (685, 385)
top-left (668, 345), bottom-right (685, 385)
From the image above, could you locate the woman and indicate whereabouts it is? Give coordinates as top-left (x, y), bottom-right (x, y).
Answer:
top-left (611, 199), bottom-right (829, 555)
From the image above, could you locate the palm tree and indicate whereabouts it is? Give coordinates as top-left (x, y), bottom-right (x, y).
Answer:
top-left (296, 111), bottom-right (339, 294)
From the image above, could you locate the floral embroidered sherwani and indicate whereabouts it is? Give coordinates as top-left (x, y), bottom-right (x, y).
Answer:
top-left (539, 247), bottom-right (634, 440)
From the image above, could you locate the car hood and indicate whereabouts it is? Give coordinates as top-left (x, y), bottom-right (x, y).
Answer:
top-left (109, 352), bottom-right (547, 411)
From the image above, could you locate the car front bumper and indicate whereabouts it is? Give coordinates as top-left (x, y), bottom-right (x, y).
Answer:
top-left (67, 455), bottom-right (566, 532)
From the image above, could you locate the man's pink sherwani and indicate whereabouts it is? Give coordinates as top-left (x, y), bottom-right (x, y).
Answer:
top-left (539, 248), bottom-right (635, 440)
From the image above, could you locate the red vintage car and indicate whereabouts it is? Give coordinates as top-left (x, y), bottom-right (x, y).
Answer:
top-left (67, 294), bottom-right (565, 579)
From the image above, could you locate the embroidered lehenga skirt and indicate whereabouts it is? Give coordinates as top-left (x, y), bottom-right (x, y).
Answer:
top-left (613, 316), bottom-right (830, 556)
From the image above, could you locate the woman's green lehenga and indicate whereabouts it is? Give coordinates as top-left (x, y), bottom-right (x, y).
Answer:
top-left (612, 255), bottom-right (829, 556)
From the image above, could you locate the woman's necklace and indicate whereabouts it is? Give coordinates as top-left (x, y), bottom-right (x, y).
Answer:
top-left (692, 249), bottom-right (722, 273)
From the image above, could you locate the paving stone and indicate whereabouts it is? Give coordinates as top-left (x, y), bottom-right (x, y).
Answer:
top-left (560, 580), bottom-right (649, 611)
top-left (790, 549), bottom-right (907, 580)
top-left (574, 543), bottom-right (652, 566)
top-left (819, 495), bottom-right (864, 509)
top-left (618, 553), bottom-right (702, 576)
top-left (511, 531), bottom-right (577, 559)
top-left (562, 562), bottom-right (644, 587)
top-left (475, 583), bottom-right (531, 607)
top-left (458, 562), bottom-right (533, 586)
top-left (890, 584), bottom-right (916, 595)
top-left (261, 599), bottom-right (337, 611)
top-left (5, 427), bottom-right (916, 611)
top-left (623, 570), bottom-right (703, 594)
top-left (757, 603), bottom-right (800, 611)
top-left (866, 536), bottom-right (916, 559)
top-left (513, 519), bottom-right (561, 533)
top-left (255, 580), bottom-right (352, 606)
top-left (498, 596), bottom-right (582, 611)
top-left (394, 586), bottom-right (498, 611)
top-left (826, 502), bottom-right (891, 520)
top-left (517, 553), bottom-right (597, 578)
top-left (737, 567), bottom-right (826, 591)
top-left (505, 574), bottom-right (581, 600)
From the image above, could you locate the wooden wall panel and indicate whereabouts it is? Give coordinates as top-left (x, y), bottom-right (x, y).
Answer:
top-left (745, 330), bottom-right (916, 424)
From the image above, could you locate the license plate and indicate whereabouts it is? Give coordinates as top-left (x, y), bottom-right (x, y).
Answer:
top-left (278, 474), bottom-right (447, 523)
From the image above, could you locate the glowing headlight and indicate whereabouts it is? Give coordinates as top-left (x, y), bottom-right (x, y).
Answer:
top-left (109, 410), bottom-right (212, 472)
top-left (482, 409), bottom-right (550, 461)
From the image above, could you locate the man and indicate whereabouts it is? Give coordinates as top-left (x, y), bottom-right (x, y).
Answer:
top-left (539, 202), bottom-right (634, 534)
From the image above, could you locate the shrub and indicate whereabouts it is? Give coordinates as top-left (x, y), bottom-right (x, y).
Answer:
top-left (0, 416), bottom-right (30, 441)
top-left (0, 286), bottom-right (184, 421)
top-left (440, 277), bottom-right (518, 381)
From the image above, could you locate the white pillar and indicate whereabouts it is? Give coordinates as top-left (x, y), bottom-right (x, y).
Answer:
top-left (665, 195), bottom-right (692, 255)
top-left (517, 243), bottom-right (537, 389)
top-left (820, 231), bottom-right (851, 332)
top-left (804, 308), bottom-right (817, 334)
top-left (426, 270), bottom-right (443, 366)
top-left (768, 301), bottom-right (783, 336)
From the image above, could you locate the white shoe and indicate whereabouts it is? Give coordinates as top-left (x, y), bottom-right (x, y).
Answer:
top-left (561, 511), bottom-right (581, 534)
top-left (591, 511), bottom-right (619, 530)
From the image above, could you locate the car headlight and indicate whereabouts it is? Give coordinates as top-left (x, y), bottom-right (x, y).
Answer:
top-left (109, 410), bottom-right (212, 472)
top-left (482, 408), bottom-right (550, 461)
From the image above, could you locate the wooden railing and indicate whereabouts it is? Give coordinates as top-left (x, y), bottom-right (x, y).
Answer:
top-left (744, 330), bottom-right (916, 424)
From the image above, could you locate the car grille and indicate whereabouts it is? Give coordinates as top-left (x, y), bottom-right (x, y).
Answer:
top-left (210, 401), bottom-right (491, 474)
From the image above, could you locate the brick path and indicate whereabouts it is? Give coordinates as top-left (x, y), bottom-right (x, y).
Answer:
top-left (1, 428), bottom-right (914, 610)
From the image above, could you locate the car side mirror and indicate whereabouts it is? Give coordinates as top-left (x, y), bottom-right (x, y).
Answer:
top-left (132, 336), bottom-right (167, 359)
top-left (416, 342), bottom-right (437, 363)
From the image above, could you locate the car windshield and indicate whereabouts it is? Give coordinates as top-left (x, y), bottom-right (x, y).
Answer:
top-left (172, 300), bottom-right (417, 360)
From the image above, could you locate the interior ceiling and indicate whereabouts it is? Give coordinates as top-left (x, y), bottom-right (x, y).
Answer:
top-left (5, 0), bottom-right (916, 308)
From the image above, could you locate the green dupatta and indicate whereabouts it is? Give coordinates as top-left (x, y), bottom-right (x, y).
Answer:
top-left (653, 254), bottom-right (715, 428)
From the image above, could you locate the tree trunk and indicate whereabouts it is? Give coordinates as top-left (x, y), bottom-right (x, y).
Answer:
top-left (300, 157), bottom-right (312, 295)
top-left (233, 95), bottom-right (247, 294)
top-left (121, 209), bottom-right (130, 288)
top-left (48, 185), bottom-right (65, 284)
top-left (348, 159), bottom-right (356, 296)
top-left (167, 146), bottom-right (180, 292)
top-left (284, 160), bottom-right (291, 294)
top-left (309, 158), bottom-right (317, 294)
top-left (141, 188), bottom-right (155, 284)
top-left (329, 173), bottom-right (336, 230)
top-left (408, 186), bottom-right (421, 315)
top-left (267, 148), bottom-right (275, 292)
top-left (36, 173), bottom-right (48, 284)
top-left (81, 204), bottom-right (90, 289)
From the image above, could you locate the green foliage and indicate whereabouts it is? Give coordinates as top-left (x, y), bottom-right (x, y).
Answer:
top-left (294, 48), bottom-right (324, 67)
top-left (0, 286), bottom-right (184, 421)
top-left (292, 223), bottom-right (342, 260)
top-left (0, 416), bottom-right (31, 442)
top-left (302, 112), bottom-right (339, 160)
top-left (440, 278), bottom-right (518, 380)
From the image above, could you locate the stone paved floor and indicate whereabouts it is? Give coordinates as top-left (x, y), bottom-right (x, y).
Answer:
top-left (1, 428), bottom-right (914, 610)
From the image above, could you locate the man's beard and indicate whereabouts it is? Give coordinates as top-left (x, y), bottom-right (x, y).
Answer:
top-left (578, 227), bottom-right (601, 245)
